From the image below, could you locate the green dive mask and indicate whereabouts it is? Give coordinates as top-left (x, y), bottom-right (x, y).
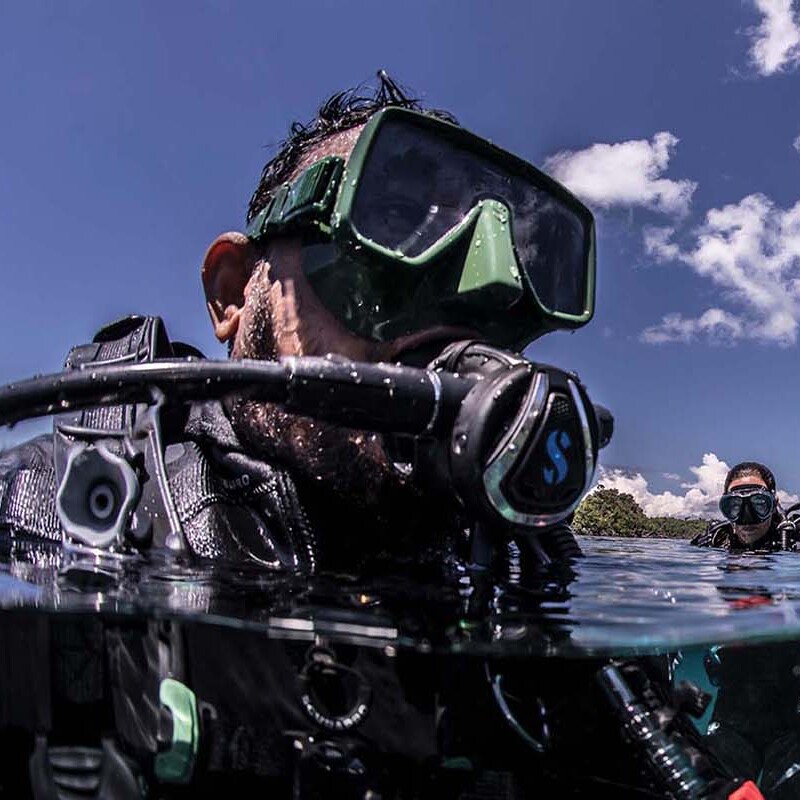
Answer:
top-left (246, 107), bottom-right (596, 349)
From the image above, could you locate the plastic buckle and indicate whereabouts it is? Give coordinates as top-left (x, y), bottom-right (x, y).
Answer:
top-left (154, 678), bottom-right (199, 784)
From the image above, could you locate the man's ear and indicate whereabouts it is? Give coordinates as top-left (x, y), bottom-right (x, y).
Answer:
top-left (201, 232), bottom-right (255, 343)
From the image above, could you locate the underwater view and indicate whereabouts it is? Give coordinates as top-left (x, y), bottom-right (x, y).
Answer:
top-left (3, 2), bottom-right (800, 798)
top-left (3, 534), bottom-right (800, 797)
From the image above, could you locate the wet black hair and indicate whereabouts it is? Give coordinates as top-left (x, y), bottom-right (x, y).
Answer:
top-left (724, 461), bottom-right (776, 493)
top-left (246, 70), bottom-right (458, 224)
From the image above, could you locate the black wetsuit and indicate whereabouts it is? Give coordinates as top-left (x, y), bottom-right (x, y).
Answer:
top-left (0, 401), bottom-right (465, 573)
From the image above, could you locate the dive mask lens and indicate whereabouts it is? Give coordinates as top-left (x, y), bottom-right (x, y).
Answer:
top-left (749, 492), bottom-right (775, 520)
top-left (719, 494), bottom-right (744, 522)
top-left (348, 114), bottom-right (593, 318)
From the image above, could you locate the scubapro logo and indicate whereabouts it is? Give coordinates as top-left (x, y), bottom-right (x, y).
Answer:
top-left (543, 430), bottom-right (571, 486)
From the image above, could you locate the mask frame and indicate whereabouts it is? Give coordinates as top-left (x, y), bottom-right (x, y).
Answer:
top-left (246, 107), bottom-right (596, 348)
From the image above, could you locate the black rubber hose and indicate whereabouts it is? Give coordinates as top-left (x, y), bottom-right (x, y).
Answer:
top-left (0, 358), bottom-right (473, 436)
top-left (0, 356), bottom-right (613, 448)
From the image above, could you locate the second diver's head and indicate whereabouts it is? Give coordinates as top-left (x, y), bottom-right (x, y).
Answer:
top-left (721, 462), bottom-right (778, 547)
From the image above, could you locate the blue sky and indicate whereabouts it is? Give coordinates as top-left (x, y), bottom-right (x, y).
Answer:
top-left (1, 0), bottom-right (800, 517)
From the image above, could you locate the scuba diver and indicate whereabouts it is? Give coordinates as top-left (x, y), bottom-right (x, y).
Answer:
top-left (0, 73), bottom-right (598, 572)
top-left (684, 463), bottom-right (800, 795)
top-left (0, 73), bottom-right (763, 799)
top-left (691, 462), bottom-right (800, 551)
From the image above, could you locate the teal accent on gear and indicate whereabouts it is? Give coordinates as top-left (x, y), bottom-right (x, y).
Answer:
top-left (155, 678), bottom-right (199, 784)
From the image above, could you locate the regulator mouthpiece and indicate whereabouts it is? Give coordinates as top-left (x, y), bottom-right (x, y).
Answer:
top-left (444, 352), bottom-right (608, 531)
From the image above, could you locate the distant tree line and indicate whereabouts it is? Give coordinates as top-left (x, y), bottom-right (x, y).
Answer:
top-left (572, 485), bottom-right (707, 539)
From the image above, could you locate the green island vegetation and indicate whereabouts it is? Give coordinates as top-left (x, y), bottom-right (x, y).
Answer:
top-left (573, 485), bottom-right (707, 539)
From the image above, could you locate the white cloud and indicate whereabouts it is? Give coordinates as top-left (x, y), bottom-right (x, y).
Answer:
top-left (748, 0), bottom-right (800, 76)
top-left (779, 489), bottom-right (800, 507)
top-left (642, 193), bottom-right (800, 345)
top-left (596, 453), bottom-right (799, 518)
top-left (794, 133), bottom-right (800, 153)
top-left (544, 132), bottom-right (697, 216)
top-left (641, 309), bottom-right (746, 345)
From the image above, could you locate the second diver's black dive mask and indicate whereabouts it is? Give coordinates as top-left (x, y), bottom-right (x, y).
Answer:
top-left (719, 485), bottom-right (776, 526)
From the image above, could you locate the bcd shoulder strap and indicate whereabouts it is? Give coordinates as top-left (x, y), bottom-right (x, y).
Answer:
top-left (57, 315), bottom-right (174, 443)
top-left (53, 315), bottom-right (189, 551)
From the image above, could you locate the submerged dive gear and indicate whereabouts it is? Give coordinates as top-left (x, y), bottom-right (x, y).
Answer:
top-left (1, 606), bottom-right (753, 800)
top-left (719, 486), bottom-right (775, 526)
top-left (246, 107), bottom-right (596, 348)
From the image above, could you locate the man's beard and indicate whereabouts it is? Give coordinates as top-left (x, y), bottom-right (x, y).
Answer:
top-left (225, 263), bottom-right (411, 510)
top-left (734, 520), bottom-right (770, 545)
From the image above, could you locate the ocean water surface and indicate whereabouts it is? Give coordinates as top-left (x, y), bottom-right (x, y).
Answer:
top-left (2, 534), bottom-right (800, 657)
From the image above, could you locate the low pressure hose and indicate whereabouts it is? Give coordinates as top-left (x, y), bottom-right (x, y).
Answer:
top-left (598, 663), bottom-right (709, 799)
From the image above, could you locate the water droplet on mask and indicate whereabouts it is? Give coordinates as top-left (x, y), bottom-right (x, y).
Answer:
top-left (429, 204), bottom-right (439, 215)
top-left (453, 432), bottom-right (468, 455)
